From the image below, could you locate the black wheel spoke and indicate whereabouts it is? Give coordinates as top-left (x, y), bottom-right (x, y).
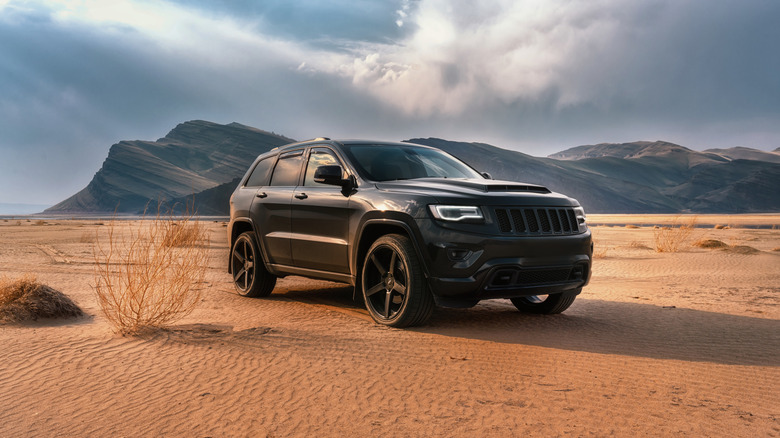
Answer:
top-left (365, 283), bottom-right (385, 297)
top-left (388, 251), bottom-right (397, 275)
top-left (392, 282), bottom-right (406, 295)
top-left (370, 254), bottom-right (386, 275)
top-left (384, 290), bottom-right (392, 318)
top-left (235, 251), bottom-right (245, 264)
top-left (235, 267), bottom-right (246, 283)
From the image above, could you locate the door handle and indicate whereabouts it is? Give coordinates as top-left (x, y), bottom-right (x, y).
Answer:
top-left (294, 193), bottom-right (308, 200)
top-left (256, 192), bottom-right (268, 198)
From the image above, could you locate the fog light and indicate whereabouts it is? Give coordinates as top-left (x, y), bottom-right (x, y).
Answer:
top-left (447, 249), bottom-right (472, 261)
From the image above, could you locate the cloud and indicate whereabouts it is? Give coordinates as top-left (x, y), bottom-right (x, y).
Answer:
top-left (326, 0), bottom-right (780, 126)
top-left (0, 0), bottom-right (778, 206)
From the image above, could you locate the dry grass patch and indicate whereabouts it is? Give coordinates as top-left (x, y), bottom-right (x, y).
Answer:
top-left (625, 224), bottom-right (640, 229)
top-left (629, 241), bottom-right (652, 250)
top-left (593, 245), bottom-right (609, 259)
top-left (693, 239), bottom-right (729, 249)
top-left (79, 231), bottom-right (96, 244)
top-left (654, 216), bottom-right (698, 253)
top-left (161, 221), bottom-right (205, 248)
top-left (93, 209), bottom-right (209, 335)
top-left (0, 275), bottom-right (84, 323)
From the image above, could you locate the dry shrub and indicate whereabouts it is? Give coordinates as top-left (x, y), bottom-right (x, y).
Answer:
top-left (725, 245), bottom-right (760, 255)
top-left (0, 275), bottom-right (84, 322)
top-left (772, 247), bottom-right (780, 252)
top-left (653, 216), bottom-right (698, 253)
top-left (629, 241), bottom-right (652, 250)
top-left (33, 220), bottom-right (46, 226)
top-left (593, 245), bottom-right (609, 259)
top-left (625, 224), bottom-right (640, 229)
top-left (161, 221), bottom-right (205, 248)
top-left (93, 208), bottom-right (209, 334)
top-left (79, 231), bottom-right (95, 244)
top-left (693, 239), bottom-right (729, 249)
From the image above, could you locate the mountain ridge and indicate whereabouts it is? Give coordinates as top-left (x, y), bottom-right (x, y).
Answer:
top-left (46, 120), bottom-right (292, 213)
top-left (46, 122), bottom-right (779, 214)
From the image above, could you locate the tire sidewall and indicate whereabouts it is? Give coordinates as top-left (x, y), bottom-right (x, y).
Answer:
top-left (361, 235), bottom-right (415, 325)
top-left (232, 232), bottom-right (258, 296)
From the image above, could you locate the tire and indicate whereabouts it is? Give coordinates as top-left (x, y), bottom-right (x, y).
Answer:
top-left (361, 234), bottom-right (434, 327)
top-left (231, 231), bottom-right (276, 297)
top-left (510, 288), bottom-right (580, 314)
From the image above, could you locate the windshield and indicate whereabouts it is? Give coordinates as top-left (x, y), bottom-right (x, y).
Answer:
top-left (341, 144), bottom-right (483, 182)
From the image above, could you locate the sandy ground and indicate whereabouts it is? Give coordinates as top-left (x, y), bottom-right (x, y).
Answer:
top-left (0, 216), bottom-right (779, 437)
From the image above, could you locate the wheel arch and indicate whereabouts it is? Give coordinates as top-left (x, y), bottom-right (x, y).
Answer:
top-left (228, 218), bottom-right (255, 274)
top-left (353, 218), bottom-right (432, 295)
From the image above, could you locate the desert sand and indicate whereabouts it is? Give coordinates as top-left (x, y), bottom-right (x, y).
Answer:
top-left (1, 216), bottom-right (778, 437)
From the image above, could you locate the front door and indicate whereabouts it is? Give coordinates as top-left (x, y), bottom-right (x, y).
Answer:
top-left (290, 147), bottom-right (351, 273)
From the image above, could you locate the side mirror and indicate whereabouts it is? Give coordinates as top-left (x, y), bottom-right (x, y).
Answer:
top-left (481, 172), bottom-right (493, 180)
top-left (314, 165), bottom-right (346, 186)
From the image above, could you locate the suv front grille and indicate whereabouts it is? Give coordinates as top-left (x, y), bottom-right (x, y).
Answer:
top-left (494, 207), bottom-right (580, 235)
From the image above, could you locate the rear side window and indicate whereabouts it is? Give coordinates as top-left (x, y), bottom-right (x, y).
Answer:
top-left (245, 157), bottom-right (274, 187)
top-left (270, 150), bottom-right (304, 186)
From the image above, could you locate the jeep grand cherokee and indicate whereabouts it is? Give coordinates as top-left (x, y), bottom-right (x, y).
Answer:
top-left (228, 139), bottom-right (592, 327)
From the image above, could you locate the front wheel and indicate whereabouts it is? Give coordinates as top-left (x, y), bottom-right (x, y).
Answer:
top-left (510, 289), bottom-right (580, 314)
top-left (231, 231), bottom-right (276, 297)
top-left (361, 234), bottom-right (434, 327)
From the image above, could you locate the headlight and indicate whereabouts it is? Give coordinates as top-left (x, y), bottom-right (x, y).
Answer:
top-left (429, 205), bottom-right (484, 222)
top-left (573, 206), bottom-right (587, 228)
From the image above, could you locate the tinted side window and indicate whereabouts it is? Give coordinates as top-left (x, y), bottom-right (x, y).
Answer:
top-left (245, 157), bottom-right (273, 187)
top-left (270, 151), bottom-right (304, 186)
top-left (304, 148), bottom-right (342, 186)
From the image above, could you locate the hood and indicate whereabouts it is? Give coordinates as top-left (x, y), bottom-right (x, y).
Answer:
top-left (374, 178), bottom-right (578, 206)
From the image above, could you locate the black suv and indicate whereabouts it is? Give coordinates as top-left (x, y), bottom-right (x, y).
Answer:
top-left (228, 139), bottom-right (592, 327)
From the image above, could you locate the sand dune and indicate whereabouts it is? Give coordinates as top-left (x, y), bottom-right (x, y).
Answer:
top-left (1, 217), bottom-right (778, 436)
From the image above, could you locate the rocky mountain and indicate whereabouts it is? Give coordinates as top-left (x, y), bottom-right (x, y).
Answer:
top-left (424, 139), bottom-right (779, 213)
top-left (46, 121), bottom-right (292, 213)
top-left (48, 122), bottom-right (780, 215)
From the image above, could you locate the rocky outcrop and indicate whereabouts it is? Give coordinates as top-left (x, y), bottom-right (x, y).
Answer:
top-left (46, 121), bottom-right (293, 213)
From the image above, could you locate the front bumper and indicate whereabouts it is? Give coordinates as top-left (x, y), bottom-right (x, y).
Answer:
top-left (416, 219), bottom-right (592, 304)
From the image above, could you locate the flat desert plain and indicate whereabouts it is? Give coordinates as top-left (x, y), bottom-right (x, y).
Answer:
top-left (1, 215), bottom-right (779, 437)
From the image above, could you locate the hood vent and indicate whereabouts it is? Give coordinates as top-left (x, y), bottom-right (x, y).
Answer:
top-left (485, 184), bottom-right (550, 194)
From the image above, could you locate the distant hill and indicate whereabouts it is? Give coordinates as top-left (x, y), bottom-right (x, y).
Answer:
top-left (47, 122), bottom-right (780, 214)
top-left (46, 121), bottom-right (292, 213)
top-left (703, 146), bottom-right (780, 164)
top-left (424, 138), bottom-right (779, 213)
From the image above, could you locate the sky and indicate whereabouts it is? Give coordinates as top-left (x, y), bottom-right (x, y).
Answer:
top-left (1, 0), bottom-right (779, 205)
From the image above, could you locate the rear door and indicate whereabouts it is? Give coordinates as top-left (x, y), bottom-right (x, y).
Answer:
top-left (250, 149), bottom-right (305, 266)
top-left (290, 147), bottom-right (351, 273)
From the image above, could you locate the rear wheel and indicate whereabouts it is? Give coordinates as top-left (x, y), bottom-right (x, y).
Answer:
top-left (231, 231), bottom-right (276, 297)
top-left (361, 234), bottom-right (434, 327)
top-left (510, 289), bottom-right (580, 314)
